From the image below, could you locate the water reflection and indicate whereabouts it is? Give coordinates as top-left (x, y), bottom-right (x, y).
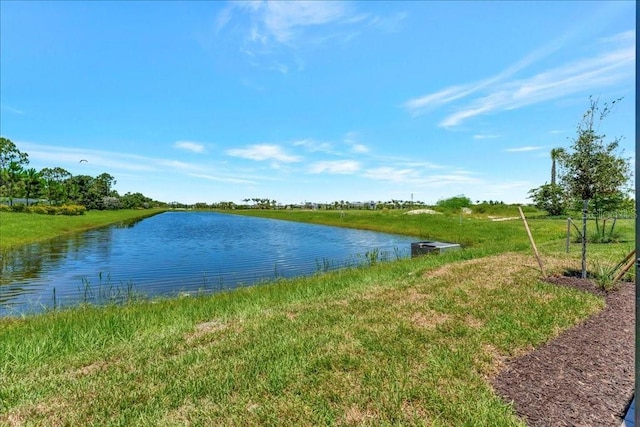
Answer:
top-left (1, 212), bottom-right (416, 316)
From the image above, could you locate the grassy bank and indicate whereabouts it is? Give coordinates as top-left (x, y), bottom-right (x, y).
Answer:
top-left (0, 208), bottom-right (167, 249)
top-left (222, 207), bottom-right (545, 246)
top-left (0, 208), bottom-right (634, 424)
top-left (1, 250), bottom-right (606, 425)
top-left (222, 208), bottom-right (635, 255)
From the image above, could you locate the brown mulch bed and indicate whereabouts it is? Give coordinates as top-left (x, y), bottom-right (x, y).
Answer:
top-left (492, 277), bottom-right (635, 426)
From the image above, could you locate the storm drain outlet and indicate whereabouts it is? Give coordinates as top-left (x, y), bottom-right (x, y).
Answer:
top-left (411, 241), bottom-right (461, 257)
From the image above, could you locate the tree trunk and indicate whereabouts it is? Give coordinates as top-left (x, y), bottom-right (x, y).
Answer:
top-left (581, 200), bottom-right (588, 278)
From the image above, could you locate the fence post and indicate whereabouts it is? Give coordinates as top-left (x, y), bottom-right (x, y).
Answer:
top-left (519, 206), bottom-right (546, 277)
top-left (581, 200), bottom-right (587, 279)
top-left (566, 218), bottom-right (571, 254)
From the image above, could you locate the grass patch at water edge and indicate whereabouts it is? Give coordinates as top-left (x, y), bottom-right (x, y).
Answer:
top-left (1, 252), bottom-right (603, 425)
top-left (0, 209), bottom-right (166, 249)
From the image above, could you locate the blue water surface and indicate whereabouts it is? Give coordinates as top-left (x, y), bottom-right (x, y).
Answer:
top-left (1, 211), bottom-right (417, 316)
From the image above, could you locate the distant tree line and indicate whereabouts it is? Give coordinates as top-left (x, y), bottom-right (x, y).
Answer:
top-left (0, 137), bottom-right (163, 211)
top-left (186, 196), bottom-right (512, 212)
top-left (187, 198), bottom-right (431, 211)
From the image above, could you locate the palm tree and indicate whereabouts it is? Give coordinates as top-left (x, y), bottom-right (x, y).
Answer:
top-left (5, 161), bottom-right (24, 206)
top-left (23, 168), bottom-right (42, 206)
top-left (550, 147), bottom-right (565, 185)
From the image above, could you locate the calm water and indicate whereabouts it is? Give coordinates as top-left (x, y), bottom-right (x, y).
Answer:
top-left (1, 211), bottom-right (416, 316)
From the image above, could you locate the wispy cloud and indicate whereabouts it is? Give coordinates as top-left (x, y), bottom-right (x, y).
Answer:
top-left (404, 29), bottom-right (635, 128)
top-left (367, 11), bottom-right (408, 33)
top-left (403, 84), bottom-right (478, 116)
top-left (308, 160), bottom-right (360, 174)
top-left (226, 144), bottom-right (302, 163)
top-left (1, 104), bottom-right (25, 114)
top-left (252, 1), bottom-right (350, 45)
top-left (362, 167), bottom-right (421, 184)
top-left (350, 144), bottom-right (368, 154)
top-left (215, 1), bottom-right (395, 71)
top-left (398, 160), bottom-right (446, 170)
top-left (189, 173), bottom-right (256, 185)
top-left (473, 133), bottom-right (500, 140)
top-left (598, 29), bottom-right (635, 44)
top-left (17, 142), bottom-right (158, 172)
top-left (15, 142), bottom-right (231, 181)
top-left (174, 140), bottom-right (206, 153)
top-left (360, 153), bottom-right (446, 171)
top-left (219, 1), bottom-right (353, 51)
top-left (362, 166), bottom-right (480, 187)
top-left (343, 131), bottom-right (369, 154)
top-left (505, 146), bottom-right (545, 152)
top-left (157, 159), bottom-right (197, 171)
top-left (403, 33), bottom-right (568, 117)
top-left (16, 141), bottom-right (267, 188)
top-left (292, 138), bottom-right (334, 153)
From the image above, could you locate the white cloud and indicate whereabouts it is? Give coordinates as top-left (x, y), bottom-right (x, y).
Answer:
top-left (350, 143), bottom-right (368, 154)
top-left (16, 142), bottom-right (159, 172)
top-left (174, 141), bottom-right (206, 153)
top-left (1, 104), bottom-right (25, 114)
top-left (362, 166), bottom-right (420, 183)
top-left (403, 84), bottom-right (476, 115)
top-left (403, 35), bottom-right (565, 116)
top-left (505, 146), bottom-right (545, 152)
top-left (343, 131), bottom-right (369, 154)
top-left (367, 11), bottom-right (408, 33)
top-left (214, 5), bottom-right (233, 33)
top-left (308, 160), bottom-right (360, 174)
top-left (215, 1), bottom-right (393, 71)
top-left (473, 133), bottom-right (500, 140)
top-left (598, 30), bottom-right (635, 44)
top-left (292, 138), bottom-right (334, 153)
top-left (438, 40), bottom-right (633, 127)
top-left (224, 0), bottom-right (351, 50)
top-left (404, 30), bottom-right (634, 128)
top-left (421, 173), bottom-right (482, 186)
top-left (493, 181), bottom-right (533, 191)
top-left (440, 104), bottom-right (494, 128)
top-left (226, 144), bottom-right (302, 163)
top-left (362, 165), bottom-right (482, 188)
top-left (158, 159), bottom-right (197, 171)
top-left (15, 141), bottom-right (272, 195)
top-left (189, 173), bottom-right (256, 185)
top-left (399, 161), bottom-right (445, 170)
top-left (260, 1), bottom-right (349, 44)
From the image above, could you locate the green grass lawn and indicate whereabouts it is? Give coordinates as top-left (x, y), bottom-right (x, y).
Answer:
top-left (0, 207), bottom-right (634, 425)
top-left (0, 208), bottom-right (166, 249)
top-left (224, 207), bottom-right (635, 256)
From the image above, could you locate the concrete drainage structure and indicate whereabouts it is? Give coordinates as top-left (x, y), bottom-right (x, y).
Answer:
top-left (411, 241), bottom-right (461, 257)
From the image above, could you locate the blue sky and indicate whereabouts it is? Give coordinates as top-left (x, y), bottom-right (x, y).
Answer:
top-left (0, 1), bottom-right (635, 205)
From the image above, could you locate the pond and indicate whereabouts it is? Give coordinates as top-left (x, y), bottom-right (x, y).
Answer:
top-left (1, 211), bottom-right (417, 316)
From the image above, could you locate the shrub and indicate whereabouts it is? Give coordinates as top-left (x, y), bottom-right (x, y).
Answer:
top-left (591, 260), bottom-right (618, 291)
top-left (528, 183), bottom-right (566, 216)
top-left (29, 206), bottom-right (49, 215)
top-left (59, 204), bottom-right (86, 216)
top-left (102, 196), bottom-right (121, 210)
top-left (20, 204), bottom-right (87, 216)
top-left (436, 195), bottom-right (472, 209)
